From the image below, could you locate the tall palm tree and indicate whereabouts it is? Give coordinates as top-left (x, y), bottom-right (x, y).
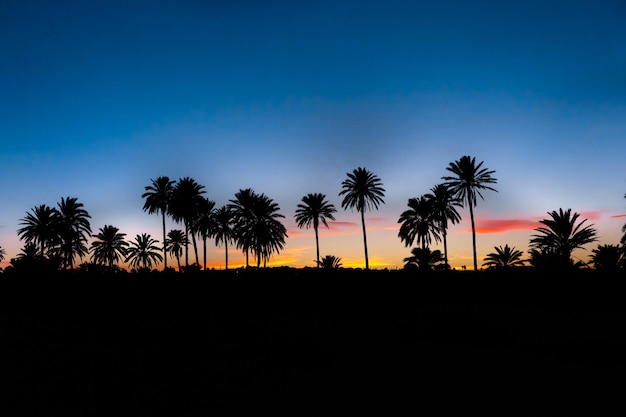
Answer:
top-left (442, 155), bottom-right (498, 271)
top-left (142, 176), bottom-right (175, 270)
top-left (482, 244), bottom-right (525, 269)
top-left (90, 225), bottom-right (128, 267)
top-left (193, 197), bottom-right (216, 270)
top-left (17, 204), bottom-right (58, 258)
top-left (339, 167), bottom-right (385, 270)
top-left (125, 233), bottom-right (164, 271)
top-left (294, 193), bottom-right (337, 268)
top-left (168, 177), bottom-right (206, 268)
top-left (228, 188), bottom-right (259, 267)
top-left (54, 196), bottom-right (92, 269)
top-left (166, 229), bottom-right (187, 271)
top-left (424, 183), bottom-right (462, 268)
top-left (529, 208), bottom-right (597, 270)
top-left (398, 195), bottom-right (440, 249)
top-left (213, 206), bottom-right (235, 270)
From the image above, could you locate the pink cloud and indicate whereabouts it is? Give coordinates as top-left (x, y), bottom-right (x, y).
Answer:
top-left (610, 213), bottom-right (626, 219)
top-left (474, 218), bottom-right (541, 234)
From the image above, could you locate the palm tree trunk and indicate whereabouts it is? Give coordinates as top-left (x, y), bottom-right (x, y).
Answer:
top-left (176, 254), bottom-right (181, 272)
top-left (203, 236), bottom-right (207, 270)
top-left (469, 201), bottom-right (478, 271)
top-left (192, 233), bottom-right (200, 267)
top-left (225, 240), bottom-right (229, 270)
top-left (315, 226), bottom-right (320, 268)
top-left (360, 210), bottom-right (369, 270)
top-left (184, 224), bottom-right (189, 267)
top-left (161, 211), bottom-right (167, 270)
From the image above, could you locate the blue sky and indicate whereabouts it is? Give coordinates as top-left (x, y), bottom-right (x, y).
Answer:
top-left (1, 0), bottom-right (625, 269)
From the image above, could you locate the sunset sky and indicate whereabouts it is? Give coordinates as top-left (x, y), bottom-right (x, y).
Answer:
top-left (1, 0), bottom-right (625, 270)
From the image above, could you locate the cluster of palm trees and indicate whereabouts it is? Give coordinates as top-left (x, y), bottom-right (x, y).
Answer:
top-left (2, 155), bottom-right (625, 273)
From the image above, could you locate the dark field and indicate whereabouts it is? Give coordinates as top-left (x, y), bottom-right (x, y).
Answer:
top-left (2, 268), bottom-right (625, 414)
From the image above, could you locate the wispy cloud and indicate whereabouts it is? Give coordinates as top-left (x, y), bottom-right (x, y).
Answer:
top-left (474, 218), bottom-right (541, 234)
top-left (612, 213), bottom-right (626, 219)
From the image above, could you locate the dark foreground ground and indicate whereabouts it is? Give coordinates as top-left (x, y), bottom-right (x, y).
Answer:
top-left (1, 268), bottom-right (625, 414)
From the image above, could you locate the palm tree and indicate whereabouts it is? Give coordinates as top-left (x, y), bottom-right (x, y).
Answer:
top-left (295, 193), bottom-right (337, 268)
top-left (621, 193), bottom-right (626, 247)
top-left (249, 193), bottom-right (287, 268)
top-left (424, 183), bottom-right (462, 268)
top-left (398, 195), bottom-right (440, 249)
top-left (90, 225), bottom-right (128, 268)
top-left (125, 233), bottom-right (164, 271)
top-left (168, 177), bottom-right (206, 268)
top-left (166, 229), bottom-right (187, 271)
top-left (142, 176), bottom-right (175, 270)
top-left (317, 255), bottom-right (342, 270)
top-left (403, 247), bottom-right (444, 271)
top-left (213, 206), bottom-right (235, 270)
top-left (193, 197), bottom-right (216, 270)
top-left (228, 188), bottom-right (258, 267)
top-left (54, 196), bottom-right (92, 269)
top-left (529, 208), bottom-right (598, 270)
top-left (482, 244), bottom-right (525, 269)
top-left (442, 155), bottom-right (498, 271)
top-left (339, 167), bottom-right (385, 270)
top-left (0, 245), bottom-right (6, 264)
top-left (591, 244), bottom-right (624, 272)
top-left (17, 204), bottom-right (58, 258)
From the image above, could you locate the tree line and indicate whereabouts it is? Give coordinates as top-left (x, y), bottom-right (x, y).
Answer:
top-left (1, 155), bottom-right (625, 274)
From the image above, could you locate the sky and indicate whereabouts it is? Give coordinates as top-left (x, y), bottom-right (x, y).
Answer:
top-left (1, 0), bottom-right (625, 270)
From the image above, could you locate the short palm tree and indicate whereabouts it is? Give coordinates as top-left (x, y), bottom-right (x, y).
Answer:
top-left (339, 167), bottom-right (385, 270)
top-left (54, 196), bottom-right (92, 269)
top-left (166, 229), bottom-right (187, 271)
top-left (17, 204), bottom-right (58, 258)
top-left (213, 206), bottom-right (236, 270)
top-left (442, 156), bottom-right (498, 271)
top-left (317, 255), bottom-right (342, 270)
top-left (0, 245), bottom-right (6, 264)
top-left (295, 193), bottom-right (337, 268)
top-left (529, 208), bottom-right (598, 270)
top-left (424, 183), bottom-right (462, 268)
top-left (249, 193), bottom-right (287, 268)
top-left (125, 233), bottom-right (164, 271)
top-left (482, 244), bottom-right (525, 269)
top-left (403, 247), bottom-right (444, 271)
top-left (90, 225), bottom-right (128, 268)
top-left (142, 176), bottom-right (175, 270)
top-left (398, 195), bottom-right (440, 249)
top-left (168, 177), bottom-right (206, 268)
top-left (591, 244), bottom-right (624, 272)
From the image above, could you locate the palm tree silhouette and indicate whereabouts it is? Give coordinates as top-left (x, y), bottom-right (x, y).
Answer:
top-left (169, 177), bottom-right (206, 268)
top-left (142, 176), bottom-right (175, 270)
top-left (125, 233), bottom-right (163, 271)
top-left (529, 208), bottom-right (597, 270)
top-left (213, 206), bottom-right (235, 270)
top-left (0, 246), bottom-right (6, 264)
top-left (249, 193), bottom-right (287, 268)
top-left (295, 193), bottom-right (337, 268)
top-left (339, 167), bottom-right (385, 270)
top-left (403, 247), bottom-right (444, 271)
top-left (55, 196), bottom-right (92, 269)
top-left (229, 188), bottom-right (258, 268)
top-left (442, 156), bottom-right (498, 271)
top-left (398, 195), bottom-right (440, 249)
top-left (590, 244), bottom-right (623, 272)
top-left (424, 183), bottom-right (462, 268)
top-left (193, 197), bottom-right (216, 270)
top-left (166, 229), bottom-right (187, 271)
top-left (90, 225), bottom-right (128, 268)
top-left (317, 254), bottom-right (342, 270)
top-left (621, 193), bottom-right (626, 247)
top-left (17, 204), bottom-right (58, 258)
top-left (482, 244), bottom-right (525, 269)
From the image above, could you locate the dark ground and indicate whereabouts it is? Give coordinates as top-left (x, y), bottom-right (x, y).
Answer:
top-left (1, 268), bottom-right (625, 414)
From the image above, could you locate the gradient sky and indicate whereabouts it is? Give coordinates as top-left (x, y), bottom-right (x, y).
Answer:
top-left (1, 0), bottom-right (625, 270)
